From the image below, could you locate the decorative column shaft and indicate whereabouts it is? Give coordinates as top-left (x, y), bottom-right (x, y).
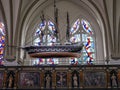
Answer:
top-left (67, 70), bottom-right (71, 88)
top-left (52, 70), bottom-right (56, 89)
top-left (40, 70), bottom-right (44, 89)
top-left (80, 69), bottom-right (83, 88)
top-left (14, 70), bottom-right (18, 89)
top-left (3, 71), bottom-right (7, 89)
top-left (106, 69), bottom-right (110, 88)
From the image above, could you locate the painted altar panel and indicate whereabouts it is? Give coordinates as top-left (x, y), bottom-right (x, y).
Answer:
top-left (83, 70), bottom-right (106, 88)
top-left (18, 71), bottom-right (40, 89)
top-left (56, 71), bottom-right (67, 88)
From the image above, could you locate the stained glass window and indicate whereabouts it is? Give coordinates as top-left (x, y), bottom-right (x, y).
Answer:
top-left (34, 21), bottom-right (46, 45)
top-left (70, 19), bottom-right (95, 65)
top-left (33, 20), bottom-right (58, 65)
top-left (33, 18), bottom-right (95, 65)
top-left (0, 22), bottom-right (5, 65)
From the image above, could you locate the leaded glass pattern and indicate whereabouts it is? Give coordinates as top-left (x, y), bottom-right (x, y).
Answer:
top-left (39, 21), bottom-right (46, 31)
top-left (70, 19), bottom-right (95, 65)
top-left (70, 34), bottom-right (80, 43)
top-left (81, 19), bottom-right (93, 35)
top-left (48, 21), bottom-right (56, 34)
top-left (0, 22), bottom-right (5, 65)
top-left (70, 19), bottom-right (80, 35)
top-left (34, 38), bottom-right (41, 46)
top-left (33, 21), bottom-right (58, 65)
top-left (33, 18), bottom-right (95, 65)
top-left (47, 34), bottom-right (57, 46)
top-left (47, 58), bottom-right (59, 65)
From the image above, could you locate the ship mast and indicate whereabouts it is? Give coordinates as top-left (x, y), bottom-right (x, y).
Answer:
top-left (40, 11), bottom-right (45, 44)
top-left (54, 0), bottom-right (59, 42)
top-left (66, 12), bottom-right (70, 42)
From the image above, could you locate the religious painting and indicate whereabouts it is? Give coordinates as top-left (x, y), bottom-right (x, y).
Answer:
top-left (6, 71), bottom-right (15, 89)
top-left (44, 71), bottom-right (52, 88)
top-left (83, 71), bottom-right (106, 88)
top-left (56, 71), bottom-right (67, 88)
top-left (0, 72), bottom-right (4, 88)
top-left (19, 72), bottom-right (40, 89)
top-left (110, 70), bottom-right (118, 88)
top-left (71, 70), bottom-right (80, 88)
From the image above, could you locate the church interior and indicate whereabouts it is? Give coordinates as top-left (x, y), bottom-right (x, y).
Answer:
top-left (0, 0), bottom-right (120, 89)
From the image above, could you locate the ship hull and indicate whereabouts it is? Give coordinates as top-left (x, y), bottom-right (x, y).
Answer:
top-left (29, 52), bottom-right (82, 58)
top-left (24, 42), bottom-right (83, 58)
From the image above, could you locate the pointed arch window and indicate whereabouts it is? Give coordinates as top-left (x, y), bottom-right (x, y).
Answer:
top-left (33, 20), bottom-right (58, 65)
top-left (70, 19), bottom-right (95, 65)
top-left (32, 19), bottom-right (96, 65)
top-left (0, 22), bottom-right (5, 65)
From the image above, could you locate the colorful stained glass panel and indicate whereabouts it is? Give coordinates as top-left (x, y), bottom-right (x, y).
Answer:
top-left (46, 58), bottom-right (58, 65)
top-left (35, 28), bottom-right (41, 36)
top-left (81, 19), bottom-right (93, 35)
top-left (48, 21), bottom-right (56, 34)
top-left (34, 38), bottom-right (41, 46)
top-left (70, 19), bottom-right (80, 34)
top-left (0, 22), bottom-right (5, 65)
top-left (70, 58), bottom-right (78, 65)
top-left (39, 21), bottom-right (46, 31)
top-left (70, 34), bottom-right (80, 43)
top-left (47, 34), bottom-right (57, 43)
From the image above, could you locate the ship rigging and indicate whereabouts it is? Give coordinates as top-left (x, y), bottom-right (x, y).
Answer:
top-left (23, 0), bottom-right (84, 58)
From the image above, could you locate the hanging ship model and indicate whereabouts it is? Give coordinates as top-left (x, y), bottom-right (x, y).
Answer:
top-left (23, 0), bottom-right (84, 58)
top-left (24, 42), bottom-right (83, 58)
